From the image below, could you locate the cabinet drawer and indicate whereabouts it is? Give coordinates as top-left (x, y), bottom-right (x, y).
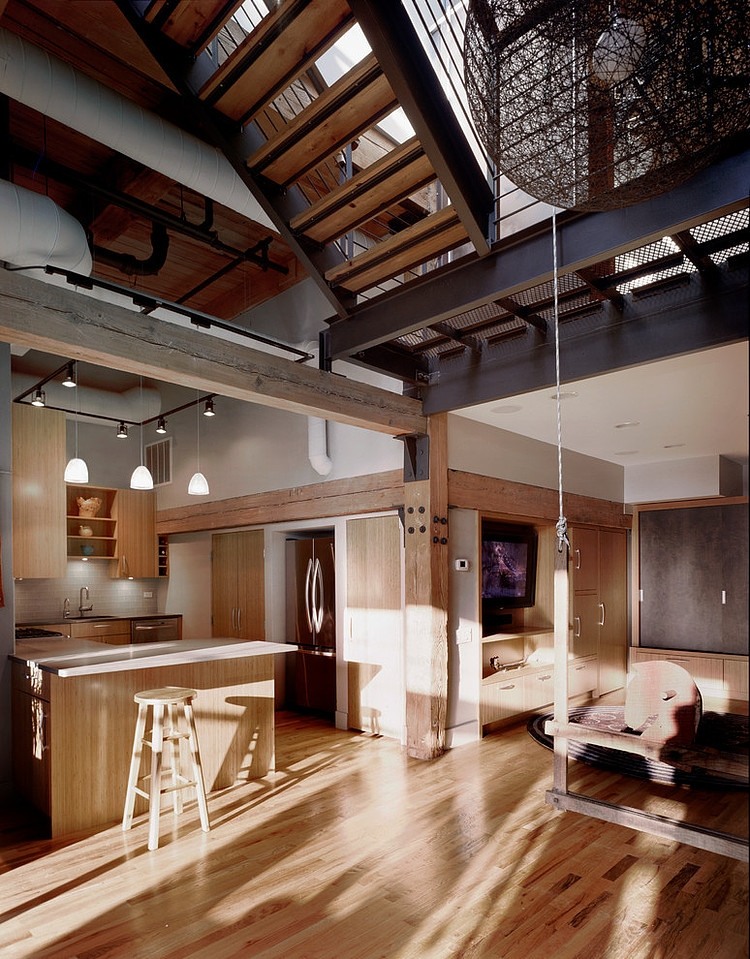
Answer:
top-left (524, 670), bottom-right (554, 711)
top-left (12, 660), bottom-right (50, 700)
top-left (569, 658), bottom-right (598, 698)
top-left (480, 676), bottom-right (525, 725)
top-left (69, 620), bottom-right (130, 642)
top-left (631, 649), bottom-right (724, 693)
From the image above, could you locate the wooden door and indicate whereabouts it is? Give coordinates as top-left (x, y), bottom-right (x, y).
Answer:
top-left (237, 530), bottom-right (265, 640)
top-left (114, 488), bottom-right (157, 578)
top-left (569, 526), bottom-right (600, 593)
top-left (345, 515), bottom-right (403, 739)
top-left (12, 404), bottom-right (66, 578)
top-left (212, 532), bottom-right (239, 637)
top-left (572, 592), bottom-right (600, 659)
top-left (598, 528), bottom-right (628, 695)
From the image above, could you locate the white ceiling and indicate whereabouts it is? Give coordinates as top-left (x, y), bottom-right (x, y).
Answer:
top-left (456, 342), bottom-right (749, 469)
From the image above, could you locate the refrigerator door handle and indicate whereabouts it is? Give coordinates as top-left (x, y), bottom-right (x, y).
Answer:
top-left (304, 558), bottom-right (314, 631)
top-left (312, 557), bottom-right (324, 634)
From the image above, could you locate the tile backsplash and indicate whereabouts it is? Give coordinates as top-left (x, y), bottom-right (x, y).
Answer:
top-left (15, 561), bottom-right (167, 623)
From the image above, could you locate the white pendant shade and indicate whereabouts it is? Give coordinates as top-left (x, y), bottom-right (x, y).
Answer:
top-left (188, 471), bottom-right (209, 495)
top-left (130, 464), bottom-right (154, 490)
top-left (64, 457), bottom-right (89, 483)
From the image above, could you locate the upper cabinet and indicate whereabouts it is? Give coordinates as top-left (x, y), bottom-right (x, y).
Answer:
top-left (12, 405), bottom-right (67, 579)
top-left (113, 488), bottom-right (157, 579)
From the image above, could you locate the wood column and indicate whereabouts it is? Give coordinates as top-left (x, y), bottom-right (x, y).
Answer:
top-left (403, 413), bottom-right (449, 760)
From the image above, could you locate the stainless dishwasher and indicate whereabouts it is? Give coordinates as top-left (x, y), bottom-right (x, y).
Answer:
top-left (130, 617), bottom-right (182, 643)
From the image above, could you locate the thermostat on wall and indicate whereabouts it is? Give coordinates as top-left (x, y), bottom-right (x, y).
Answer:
top-left (454, 558), bottom-right (470, 571)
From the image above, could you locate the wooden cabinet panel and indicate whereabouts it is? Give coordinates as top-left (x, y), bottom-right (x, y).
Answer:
top-left (524, 669), bottom-right (554, 711)
top-left (480, 676), bottom-right (525, 725)
top-left (66, 484), bottom-right (118, 563)
top-left (11, 662), bottom-right (51, 816)
top-left (572, 592), bottom-right (600, 659)
top-left (598, 529), bottom-right (628, 695)
top-left (113, 488), bottom-right (157, 579)
top-left (69, 619), bottom-right (131, 644)
top-left (346, 516), bottom-right (403, 738)
top-left (570, 525), bottom-right (628, 695)
top-left (212, 531), bottom-right (265, 640)
top-left (569, 658), bottom-right (598, 698)
top-left (570, 526), bottom-right (600, 593)
top-left (12, 405), bottom-right (66, 578)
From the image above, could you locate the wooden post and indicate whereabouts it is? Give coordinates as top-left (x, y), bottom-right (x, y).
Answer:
top-left (403, 414), bottom-right (449, 760)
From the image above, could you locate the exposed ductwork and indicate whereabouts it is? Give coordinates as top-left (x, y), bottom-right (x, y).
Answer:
top-left (0, 26), bottom-right (275, 232)
top-left (0, 179), bottom-right (92, 274)
top-left (307, 415), bottom-right (333, 476)
top-left (93, 222), bottom-right (170, 277)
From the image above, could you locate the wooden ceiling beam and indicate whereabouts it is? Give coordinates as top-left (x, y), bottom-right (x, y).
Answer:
top-left (0, 268), bottom-right (426, 436)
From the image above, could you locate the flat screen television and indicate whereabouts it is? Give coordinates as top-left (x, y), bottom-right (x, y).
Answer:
top-left (481, 522), bottom-right (538, 635)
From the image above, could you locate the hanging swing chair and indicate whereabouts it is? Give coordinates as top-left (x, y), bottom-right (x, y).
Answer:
top-left (464, 0), bottom-right (750, 212)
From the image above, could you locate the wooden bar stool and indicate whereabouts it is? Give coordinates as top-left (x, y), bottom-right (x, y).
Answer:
top-left (122, 686), bottom-right (210, 850)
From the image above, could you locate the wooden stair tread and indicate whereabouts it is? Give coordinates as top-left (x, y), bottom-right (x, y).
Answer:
top-left (326, 206), bottom-right (469, 294)
top-left (146, 0), bottom-right (243, 50)
top-left (247, 53), bottom-right (398, 187)
top-left (201, 0), bottom-right (354, 125)
top-left (290, 137), bottom-right (437, 245)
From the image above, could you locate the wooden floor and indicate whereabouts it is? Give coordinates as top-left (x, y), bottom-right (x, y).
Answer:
top-left (0, 702), bottom-right (747, 959)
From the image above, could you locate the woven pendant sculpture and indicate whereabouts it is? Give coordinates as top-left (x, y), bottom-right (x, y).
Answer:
top-left (464, 0), bottom-right (750, 211)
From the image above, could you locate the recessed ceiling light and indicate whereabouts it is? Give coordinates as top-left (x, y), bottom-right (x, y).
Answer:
top-left (614, 421), bottom-right (640, 429)
top-left (614, 450), bottom-right (639, 456)
top-left (490, 404), bottom-right (522, 414)
top-left (663, 443), bottom-right (686, 449)
top-left (549, 391), bottom-right (578, 400)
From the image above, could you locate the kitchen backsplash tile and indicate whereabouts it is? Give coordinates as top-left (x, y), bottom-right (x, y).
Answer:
top-left (15, 561), bottom-right (166, 623)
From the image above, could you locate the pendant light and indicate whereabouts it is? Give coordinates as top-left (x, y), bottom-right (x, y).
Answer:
top-left (130, 376), bottom-right (154, 490)
top-left (64, 362), bottom-right (89, 484)
top-left (188, 390), bottom-right (209, 495)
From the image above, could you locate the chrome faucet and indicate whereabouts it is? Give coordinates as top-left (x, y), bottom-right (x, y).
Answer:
top-left (63, 597), bottom-right (71, 619)
top-left (79, 586), bottom-right (93, 616)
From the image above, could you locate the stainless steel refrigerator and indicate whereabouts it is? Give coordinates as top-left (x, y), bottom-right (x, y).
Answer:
top-left (285, 533), bottom-right (336, 714)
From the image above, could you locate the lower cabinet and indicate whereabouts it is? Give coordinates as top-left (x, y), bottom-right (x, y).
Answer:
top-left (480, 656), bottom-right (598, 729)
top-left (69, 619), bottom-right (131, 645)
top-left (630, 647), bottom-right (748, 701)
top-left (480, 675), bottom-right (525, 726)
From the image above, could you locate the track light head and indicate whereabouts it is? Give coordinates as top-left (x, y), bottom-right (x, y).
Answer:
top-left (31, 388), bottom-right (46, 407)
top-left (62, 363), bottom-right (76, 388)
top-left (155, 416), bottom-right (167, 434)
top-left (116, 421), bottom-right (128, 438)
top-left (203, 397), bottom-right (215, 417)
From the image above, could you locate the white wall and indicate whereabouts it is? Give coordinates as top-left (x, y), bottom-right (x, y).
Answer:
top-left (448, 416), bottom-right (625, 501)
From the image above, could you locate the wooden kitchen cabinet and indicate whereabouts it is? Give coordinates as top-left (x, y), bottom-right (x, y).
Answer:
top-left (569, 526), bottom-right (628, 696)
top-left (69, 619), bottom-right (131, 645)
top-left (211, 530), bottom-right (265, 640)
top-left (12, 404), bottom-right (67, 579)
top-left (112, 488), bottom-right (157, 579)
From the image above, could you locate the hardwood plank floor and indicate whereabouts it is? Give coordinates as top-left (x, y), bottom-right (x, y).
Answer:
top-left (0, 705), bottom-right (747, 959)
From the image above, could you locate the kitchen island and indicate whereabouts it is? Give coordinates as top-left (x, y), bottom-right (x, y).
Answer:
top-left (10, 637), bottom-right (295, 837)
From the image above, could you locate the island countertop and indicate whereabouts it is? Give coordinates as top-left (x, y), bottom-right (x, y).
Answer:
top-left (11, 637), bottom-right (296, 677)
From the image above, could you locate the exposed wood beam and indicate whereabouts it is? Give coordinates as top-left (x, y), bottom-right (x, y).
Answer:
top-left (0, 268), bottom-right (427, 436)
top-left (349, 0), bottom-right (493, 257)
top-left (328, 149), bottom-right (750, 357)
top-left (115, 0), bottom-right (355, 319)
top-left (157, 470), bottom-right (405, 534)
top-left (421, 266), bottom-right (748, 414)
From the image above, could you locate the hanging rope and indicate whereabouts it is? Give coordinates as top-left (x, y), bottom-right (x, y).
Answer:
top-left (552, 211), bottom-right (569, 553)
